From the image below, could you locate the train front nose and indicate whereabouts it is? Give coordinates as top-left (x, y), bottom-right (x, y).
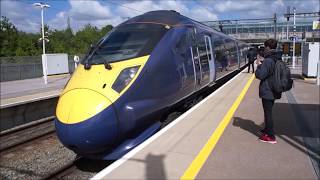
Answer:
top-left (55, 89), bottom-right (118, 154)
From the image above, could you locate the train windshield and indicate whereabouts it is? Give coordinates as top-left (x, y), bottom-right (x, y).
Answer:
top-left (84, 23), bottom-right (168, 64)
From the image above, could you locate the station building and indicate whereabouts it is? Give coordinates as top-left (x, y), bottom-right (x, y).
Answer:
top-left (204, 20), bottom-right (318, 42)
top-left (204, 19), bottom-right (319, 57)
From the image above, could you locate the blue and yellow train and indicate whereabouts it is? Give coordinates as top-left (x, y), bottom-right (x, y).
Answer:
top-left (55, 10), bottom-right (250, 160)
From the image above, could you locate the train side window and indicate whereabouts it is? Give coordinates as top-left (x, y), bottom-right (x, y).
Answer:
top-left (175, 33), bottom-right (188, 56)
top-left (212, 35), bottom-right (224, 64)
top-left (187, 28), bottom-right (197, 47)
top-left (223, 38), bottom-right (238, 67)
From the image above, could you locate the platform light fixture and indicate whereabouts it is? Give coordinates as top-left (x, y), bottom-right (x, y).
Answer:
top-left (33, 2), bottom-right (50, 84)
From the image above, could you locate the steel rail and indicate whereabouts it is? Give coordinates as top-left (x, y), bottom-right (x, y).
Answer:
top-left (0, 116), bottom-right (56, 152)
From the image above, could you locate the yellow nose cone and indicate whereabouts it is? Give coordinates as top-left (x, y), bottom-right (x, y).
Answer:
top-left (56, 89), bottom-right (112, 124)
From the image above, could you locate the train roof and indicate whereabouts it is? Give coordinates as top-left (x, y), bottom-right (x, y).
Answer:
top-left (123, 11), bottom-right (226, 34)
top-left (123, 10), bottom-right (193, 26)
top-left (121, 10), bottom-right (245, 43)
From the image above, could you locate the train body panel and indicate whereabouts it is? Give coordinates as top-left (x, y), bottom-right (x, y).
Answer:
top-left (55, 105), bottom-right (118, 154)
top-left (55, 10), bottom-right (250, 159)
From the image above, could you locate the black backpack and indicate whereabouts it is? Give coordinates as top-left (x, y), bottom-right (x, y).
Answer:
top-left (271, 60), bottom-right (293, 93)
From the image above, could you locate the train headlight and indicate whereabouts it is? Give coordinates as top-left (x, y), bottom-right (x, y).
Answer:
top-left (112, 66), bottom-right (140, 93)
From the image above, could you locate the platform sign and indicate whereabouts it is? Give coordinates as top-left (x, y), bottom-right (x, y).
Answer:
top-left (313, 21), bottom-right (320, 30)
top-left (45, 53), bottom-right (69, 75)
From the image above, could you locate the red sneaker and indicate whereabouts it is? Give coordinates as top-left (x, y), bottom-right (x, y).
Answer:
top-left (259, 134), bottom-right (277, 144)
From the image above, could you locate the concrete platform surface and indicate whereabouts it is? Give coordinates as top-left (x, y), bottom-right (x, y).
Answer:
top-left (0, 74), bottom-right (70, 108)
top-left (197, 77), bottom-right (319, 179)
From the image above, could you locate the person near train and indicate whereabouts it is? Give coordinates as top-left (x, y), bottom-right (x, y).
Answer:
top-left (255, 39), bottom-right (282, 144)
top-left (246, 47), bottom-right (257, 73)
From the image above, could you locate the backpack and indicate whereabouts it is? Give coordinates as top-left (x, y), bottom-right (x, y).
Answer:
top-left (271, 60), bottom-right (293, 93)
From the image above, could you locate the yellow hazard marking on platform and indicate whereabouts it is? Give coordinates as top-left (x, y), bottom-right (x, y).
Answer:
top-left (181, 74), bottom-right (255, 180)
top-left (304, 77), bottom-right (316, 81)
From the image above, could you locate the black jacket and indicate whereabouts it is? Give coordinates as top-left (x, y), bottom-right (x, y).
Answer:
top-left (255, 51), bottom-right (282, 100)
top-left (247, 49), bottom-right (257, 63)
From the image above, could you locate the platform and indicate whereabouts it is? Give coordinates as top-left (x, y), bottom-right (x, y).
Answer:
top-left (92, 69), bottom-right (319, 179)
top-left (0, 74), bottom-right (70, 108)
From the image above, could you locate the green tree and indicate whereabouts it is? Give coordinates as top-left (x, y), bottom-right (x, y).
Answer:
top-left (0, 16), bottom-right (18, 56)
top-left (73, 24), bottom-right (100, 54)
top-left (100, 24), bottom-right (113, 37)
top-left (0, 16), bottom-right (114, 58)
top-left (15, 32), bottom-right (40, 56)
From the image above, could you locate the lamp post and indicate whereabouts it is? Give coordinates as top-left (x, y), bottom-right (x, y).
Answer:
top-left (33, 2), bottom-right (50, 84)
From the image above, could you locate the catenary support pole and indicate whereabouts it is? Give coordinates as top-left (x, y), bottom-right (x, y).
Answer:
top-left (292, 7), bottom-right (296, 69)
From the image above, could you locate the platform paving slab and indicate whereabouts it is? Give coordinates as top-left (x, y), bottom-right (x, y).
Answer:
top-left (197, 76), bottom-right (319, 179)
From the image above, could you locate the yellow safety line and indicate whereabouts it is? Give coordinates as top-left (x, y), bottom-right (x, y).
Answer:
top-left (304, 77), bottom-right (316, 81)
top-left (180, 74), bottom-right (255, 180)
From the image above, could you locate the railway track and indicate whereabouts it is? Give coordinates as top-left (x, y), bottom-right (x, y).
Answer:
top-left (0, 116), bottom-right (77, 179)
top-left (0, 116), bottom-right (56, 153)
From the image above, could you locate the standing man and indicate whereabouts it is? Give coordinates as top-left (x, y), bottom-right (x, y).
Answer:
top-left (221, 50), bottom-right (229, 72)
top-left (255, 39), bottom-right (282, 144)
top-left (247, 47), bottom-right (257, 73)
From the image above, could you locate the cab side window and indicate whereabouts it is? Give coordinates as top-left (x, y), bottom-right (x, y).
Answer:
top-left (175, 33), bottom-right (188, 58)
top-left (212, 34), bottom-right (225, 70)
top-left (223, 38), bottom-right (238, 67)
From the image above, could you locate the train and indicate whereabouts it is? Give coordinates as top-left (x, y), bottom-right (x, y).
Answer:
top-left (55, 10), bottom-right (250, 160)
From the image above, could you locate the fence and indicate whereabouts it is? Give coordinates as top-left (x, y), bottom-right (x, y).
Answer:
top-left (0, 55), bottom-right (82, 82)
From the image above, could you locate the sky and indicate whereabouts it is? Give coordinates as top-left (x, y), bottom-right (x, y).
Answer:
top-left (1, 0), bottom-right (319, 33)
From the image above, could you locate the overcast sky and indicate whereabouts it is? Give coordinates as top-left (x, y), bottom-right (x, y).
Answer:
top-left (1, 0), bottom-right (319, 33)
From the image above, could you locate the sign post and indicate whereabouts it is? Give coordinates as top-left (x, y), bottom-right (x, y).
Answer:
top-left (292, 7), bottom-right (296, 69)
top-left (42, 54), bottom-right (48, 84)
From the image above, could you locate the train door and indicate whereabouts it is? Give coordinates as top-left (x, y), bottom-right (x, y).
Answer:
top-left (204, 35), bottom-right (215, 83)
top-left (189, 28), bottom-right (202, 89)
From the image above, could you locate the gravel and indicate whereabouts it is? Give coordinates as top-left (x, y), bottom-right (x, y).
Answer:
top-left (0, 134), bottom-right (76, 180)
